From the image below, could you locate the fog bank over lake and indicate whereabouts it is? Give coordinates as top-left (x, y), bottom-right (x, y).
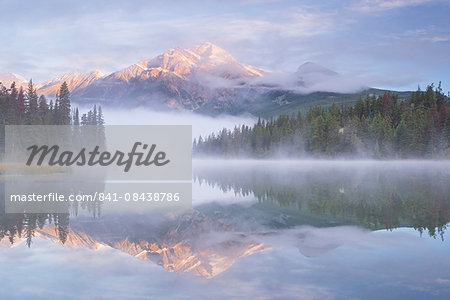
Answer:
top-left (75, 105), bottom-right (256, 140)
top-left (194, 159), bottom-right (450, 168)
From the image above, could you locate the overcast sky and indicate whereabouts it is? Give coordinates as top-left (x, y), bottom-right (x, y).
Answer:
top-left (0, 0), bottom-right (449, 92)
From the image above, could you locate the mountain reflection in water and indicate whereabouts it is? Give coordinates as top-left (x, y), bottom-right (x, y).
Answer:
top-left (0, 160), bottom-right (449, 280)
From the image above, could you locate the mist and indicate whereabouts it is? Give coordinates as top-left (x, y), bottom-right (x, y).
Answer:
top-left (75, 104), bottom-right (256, 140)
top-left (255, 69), bottom-right (369, 94)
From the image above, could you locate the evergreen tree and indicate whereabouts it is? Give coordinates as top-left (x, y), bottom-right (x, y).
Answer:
top-left (58, 82), bottom-right (71, 125)
top-left (16, 87), bottom-right (25, 124)
top-left (97, 106), bottom-right (104, 126)
top-left (73, 108), bottom-right (80, 126)
top-left (394, 120), bottom-right (410, 157)
top-left (38, 95), bottom-right (49, 124)
top-left (193, 84), bottom-right (449, 158)
top-left (25, 80), bottom-right (40, 125)
top-left (81, 113), bottom-right (88, 125)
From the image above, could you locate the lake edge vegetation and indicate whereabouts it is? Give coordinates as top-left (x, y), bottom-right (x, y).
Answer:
top-left (194, 83), bottom-right (450, 158)
top-left (0, 80), bottom-right (104, 127)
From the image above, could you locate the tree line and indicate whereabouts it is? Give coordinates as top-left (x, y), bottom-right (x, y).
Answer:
top-left (0, 80), bottom-right (106, 247)
top-left (195, 165), bottom-right (449, 239)
top-left (0, 80), bottom-right (104, 126)
top-left (194, 83), bottom-right (450, 158)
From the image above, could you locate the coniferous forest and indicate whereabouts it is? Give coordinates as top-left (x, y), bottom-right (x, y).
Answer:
top-left (0, 80), bottom-right (104, 126)
top-left (0, 80), bottom-right (105, 247)
top-left (194, 84), bottom-right (450, 158)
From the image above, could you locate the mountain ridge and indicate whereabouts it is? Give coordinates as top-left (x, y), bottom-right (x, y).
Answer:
top-left (1, 42), bottom-right (401, 116)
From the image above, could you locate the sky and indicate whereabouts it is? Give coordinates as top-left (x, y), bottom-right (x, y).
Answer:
top-left (0, 0), bottom-right (449, 92)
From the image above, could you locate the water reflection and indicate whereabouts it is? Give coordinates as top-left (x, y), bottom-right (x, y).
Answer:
top-left (0, 160), bottom-right (449, 282)
top-left (194, 160), bottom-right (450, 238)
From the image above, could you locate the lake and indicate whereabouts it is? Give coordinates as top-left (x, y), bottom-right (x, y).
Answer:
top-left (0, 160), bottom-right (449, 299)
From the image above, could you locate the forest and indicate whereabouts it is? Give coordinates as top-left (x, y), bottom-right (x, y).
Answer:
top-left (0, 79), bottom-right (106, 247)
top-left (194, 164), bottom-right (450, 239)
top-left (194, 83), bottom-right (450, 158)
top-left (0, 80), bottom-right (103, 126)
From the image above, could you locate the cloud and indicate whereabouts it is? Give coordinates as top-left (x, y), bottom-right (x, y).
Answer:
top-left (220, 9), bottom-right (340, 40)
top-left (400, 26), bottom-right (450, 43)
top-left (252, 64), bottom-right (370, 94)
top-left (0, 1), bottom-right (346, 82)
top-left (0, 0), bottom-right (449, 92)
top-left (349, 0), bottom-right (434, 12)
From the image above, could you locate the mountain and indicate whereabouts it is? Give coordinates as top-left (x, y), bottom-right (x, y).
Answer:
top-left (296, 62), bottom-right (338, 76)
top-left (105, 42), bottom-right (266, 83)
top-left (295, 62), bottom-right (338, 86)
top-left (0, 72), bottom-right (28, 88)
top-left (71, 42), bottom-right (269, 110)
top-left (2, 43), bottom-right (405, 116)
top-left (28, 209), bottom-right (269, 279)
top-left (36, 70), bottom-right (106, 96)
top-left (0, 198), bottom-right (378, 278)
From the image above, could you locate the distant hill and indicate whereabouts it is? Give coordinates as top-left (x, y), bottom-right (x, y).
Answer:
top-left (196, 88), bottom-right (412, 117)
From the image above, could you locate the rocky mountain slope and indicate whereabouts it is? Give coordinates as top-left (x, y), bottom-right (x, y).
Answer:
top-left (1, 42), bottom-right (379, 115)
top-left (71, 42), bottom-right (270, 110)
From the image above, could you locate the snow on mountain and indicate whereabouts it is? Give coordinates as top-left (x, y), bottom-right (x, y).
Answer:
top-left (0, 72), bottom-right (28, 88)
top-left (69, 42), bottom-right (271, 109)
top-left (13, 209), bottom-right (269, 279)
top-left (104, 42), bottom-right (268, 84)
top-left (189, 42), bottom-right (267, 78)
top-left (36, 70), bottom-right (106, 96)
top-left (107, 63), bottom-right (148, 82)
top-left (1, 43), bottom-right (361, 111)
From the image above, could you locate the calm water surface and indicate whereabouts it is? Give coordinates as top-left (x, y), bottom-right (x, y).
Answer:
top-left (0, 160), bottom-right (449, 299)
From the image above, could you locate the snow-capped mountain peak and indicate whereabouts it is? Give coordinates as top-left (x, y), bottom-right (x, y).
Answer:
top-left (37, 69), bottom-right (107, 95)
top-left (0, 72), bottom-right (28, 88)
top-left (147, 46), bottom-right (201, 76)
top-left (191, 42), bottom-right (235, 63)
top-left (189, 42), bottom-right (267, 78)
top-left (88, 42), bottom-right (269, 97)
top-left (3, 43), bottom-right (354, 111)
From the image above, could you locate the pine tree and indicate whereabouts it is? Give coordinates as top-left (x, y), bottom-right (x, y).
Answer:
top-left (308, 115), bottom-right (326, 154)
top-left (97, 106), bottom-right (104, 126)
top-left (424, 84), bottom-right (435, 108)
top-left (355, 97), bottom-right (364, 119)
top-left (73, 108), bottom-right (80, 126)
top-left (38, 95), bottom-right (51, 124)
top-left (443, 112), bottom-right (450, 153)
top-left (81, 113), bottom-right (88, 125)
top-left (58, 82), bottom-right (71, 125)
top-left (96, 106), bottom-right (106, 149)
top-left (437, 104), bottom-right (447, 134)
top-left (53, 93), bottom-right (60, 124)
top-left (394, 120), bottom-right (410, 157)
top-left (25, 80), bottom-right (40, 125)
top-left (16, 87), bottom-right (25, 124)
top-left (9, 82), bottom-right (18, 124)
top-left (92, 105), bottom-right (98, 125)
